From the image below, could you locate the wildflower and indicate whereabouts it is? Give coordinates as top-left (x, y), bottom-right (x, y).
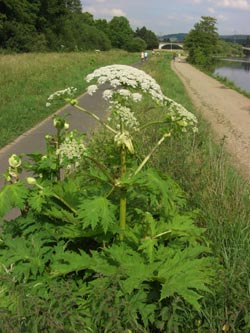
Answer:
top-left (114, 131), bottom-right (134, 154)
top-left (132, 93), bottom-right (142, 102)
top-left (56, 133), bottom-right (87, 168)
top-left (8, 154), bottom-right (21, 168)
top-left (103, 90), bottom-right (113, 100)
top-left (47, 87), bottom-right (77, 103)
top-left (110, 104), bottom-right (139, 131)
top-left (118, 89), bottom-right (131, 99)
top-left (87, 85), bottom-right (98, 96)
top-left (85, 65), bottom-right (165, 102)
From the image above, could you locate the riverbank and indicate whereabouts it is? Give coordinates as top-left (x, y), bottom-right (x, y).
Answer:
top-left (172, 58), bottom-right (250, 180)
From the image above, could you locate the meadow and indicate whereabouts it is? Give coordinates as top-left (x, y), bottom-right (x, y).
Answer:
top-left (0, 50), bottom-right (138, 148)
top-left (0, 50), bottom-right (250, 332)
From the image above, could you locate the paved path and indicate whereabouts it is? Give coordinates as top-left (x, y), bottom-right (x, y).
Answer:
top-left (0, 85), bottom-right (109, 189)
top-left (172, 59), bottom-right (250, 181)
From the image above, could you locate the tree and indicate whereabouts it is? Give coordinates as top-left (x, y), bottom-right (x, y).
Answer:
top-left (126, 37), bottom-right (146, 52)
top-left (65, 0), bottom-right (82, 13)
top-left (184, 16), bottom-right (219, 67)
top-left (0, 0), bottom-right (42, 51)
top-left (108, 16), bottom-right (134, 49)
top-left (95, 18), bottom-right (109, 35)
top-left (135, 26), bottom-right (159, 49)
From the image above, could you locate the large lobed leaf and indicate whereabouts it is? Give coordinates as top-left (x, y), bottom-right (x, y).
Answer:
top-left (77, 196), bottom-right (117, 233)
top-left (0, 182), bottom-right (28, 217)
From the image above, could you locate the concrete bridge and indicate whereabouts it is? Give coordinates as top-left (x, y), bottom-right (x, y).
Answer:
top-left (158, 42), bottom-right (184, 50)
top-left (242, 47), bottom-right (250, 56)
top-left (158, 43), bottom-right (250, 54)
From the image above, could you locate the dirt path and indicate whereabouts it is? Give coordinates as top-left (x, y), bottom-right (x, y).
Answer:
top-left (172, 59), bottom-right (250, 181)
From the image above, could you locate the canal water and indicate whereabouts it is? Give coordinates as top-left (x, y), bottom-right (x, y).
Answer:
top-left (213, 58), bottom-right (250, 92)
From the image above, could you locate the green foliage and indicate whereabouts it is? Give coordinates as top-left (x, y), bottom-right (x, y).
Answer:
top-left (184, 16), bottom-right (219, 67)
top-left (135, 26), bottom-right (159, 50)
top-left (107, 16), bottom-right (134, 49)
top-left (0, 111), bottom-right (215, 331)
top-left (0, 182), bottom-right (28, 216)
top-left (216, 39), bottom-right (244, 57)
top-left (126, 37), bottom-right (147, 52)
top-left (0, 61), bottom-right (216, 331)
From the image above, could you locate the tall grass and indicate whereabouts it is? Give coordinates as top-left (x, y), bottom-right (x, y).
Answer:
top-left (142, 53), bottom-right (250, 331)
top-left (0, 50), bottom-right (139, 148)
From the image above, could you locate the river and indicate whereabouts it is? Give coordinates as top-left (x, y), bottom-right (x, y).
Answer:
top-left (213, 58), bottom-right (250, 92)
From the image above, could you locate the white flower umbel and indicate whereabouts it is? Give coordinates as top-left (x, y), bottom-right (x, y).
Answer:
top-left (163, 97), bottom-right (198, 133)
top-left (85, 64), bottom-right (198, 133)
top-left (87, 85), bottom-right (98, 96)
top-left (47, 87), bottom-right (77, 105)
top-left (56, 134), bottom-right (86, 169)
top-left (85, 64), bottom-right (164, 102)
top-left (109, 102), bottom-right (139, 131)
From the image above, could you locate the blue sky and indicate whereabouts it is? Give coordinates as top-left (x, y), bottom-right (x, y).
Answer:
top-left (81, 0), bottom-right (250, 35)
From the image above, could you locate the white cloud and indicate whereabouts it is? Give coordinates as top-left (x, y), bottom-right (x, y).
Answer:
top-left (208, 7), bottom-right (215, 13)
top-left (110, 8), bottom-right (126, 16)
top-left (83, 6), bottom-right (97, 14)
top-left (216, 0), bottom-right (250, 10)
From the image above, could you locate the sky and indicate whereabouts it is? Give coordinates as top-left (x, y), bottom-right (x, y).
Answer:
top-left (81, 0), bottom-right (250, 36)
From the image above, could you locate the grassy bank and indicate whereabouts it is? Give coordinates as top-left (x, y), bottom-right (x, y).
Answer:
top-left (142, 53), bottom-right (250, 331)
top-left (0, 50), bottom-right (139, 148)
top-left (1, 51), bottom-right (250, 331)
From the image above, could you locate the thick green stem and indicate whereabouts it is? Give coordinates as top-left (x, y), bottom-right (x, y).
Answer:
top-left (133, 132), bottom-right (171, 176)
top-left (135, 120), bottom-right (167, 133)
top-left (119, 143), bottom-right (127, 241)
top-left (55, 128), bottom-right (61, 181)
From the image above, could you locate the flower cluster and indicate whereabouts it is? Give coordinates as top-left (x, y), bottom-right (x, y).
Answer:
top-left (85, 64), bottom-right (164, 102)
top-left (85, 64), bottom-right (198, 133)
top-left (46, 87), bottom-right (77, 107)
top-left (163, 97), bottom-right (198, 133)
top-left (56, 132), bottom-right (86, 170)
top-left (109, 102), bottom-right (140, 131)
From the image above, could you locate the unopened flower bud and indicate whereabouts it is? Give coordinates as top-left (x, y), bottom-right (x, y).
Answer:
top-left (64, 122), bottom-right (69, 130)
top-left (8, 154), bottom-right (21, 168)
top-left (70, 99), bottom-right (77, 106)
top-left (26, 177), bottom-right (37, 185)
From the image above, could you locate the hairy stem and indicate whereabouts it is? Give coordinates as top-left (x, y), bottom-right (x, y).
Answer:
top-left (135, 120), bottom-right (168, 134)
top-left (133, 132), bottom-right (171, 176)
top-left (119, 143), bottom-right (127, 241)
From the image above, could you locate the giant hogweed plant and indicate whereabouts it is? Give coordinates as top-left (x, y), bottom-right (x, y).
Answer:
top-left (0, 65), bottom-right (214, 332)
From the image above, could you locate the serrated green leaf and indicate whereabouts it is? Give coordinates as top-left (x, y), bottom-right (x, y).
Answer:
top-left (158, 247), bottom-right (214, 311)
top-left (0, 182), bottom-right (28, 217)
top-left (50, 248), bottom-right (92, 277)
top-left (78, 196), bottom-right (117, 233)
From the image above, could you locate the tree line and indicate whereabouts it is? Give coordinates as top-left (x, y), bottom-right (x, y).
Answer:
top-left (0, 0), bottom-right (159, 53)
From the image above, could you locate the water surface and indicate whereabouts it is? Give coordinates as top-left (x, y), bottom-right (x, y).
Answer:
top-left (213, 59), bottom-right (250, 92)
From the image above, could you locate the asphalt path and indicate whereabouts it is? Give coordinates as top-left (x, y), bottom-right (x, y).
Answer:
top-left (0, 84), bottom-right (109, 189)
